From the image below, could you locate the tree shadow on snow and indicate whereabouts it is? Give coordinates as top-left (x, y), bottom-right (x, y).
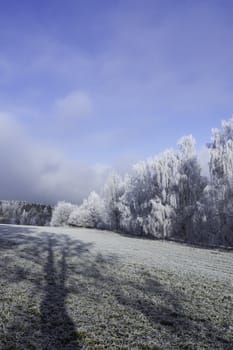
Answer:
top-left (72, 256), bottom-right (233, 349)
top-left (40, 236), bottom-right (83, 350)
top-left (0, 224), bottom-right (90, 349)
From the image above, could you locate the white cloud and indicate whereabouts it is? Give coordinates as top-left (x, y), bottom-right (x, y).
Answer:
top-left (0, 113), bottom-right (107, 204)
top-left (55, 90), bottom-right (92, 119)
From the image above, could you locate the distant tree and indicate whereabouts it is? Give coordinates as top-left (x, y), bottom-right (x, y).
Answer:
top-left (0, 200), bottom-right (52, 226)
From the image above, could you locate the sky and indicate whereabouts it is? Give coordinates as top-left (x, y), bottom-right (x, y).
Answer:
top-left (0, 0), bottom-right (233, 204)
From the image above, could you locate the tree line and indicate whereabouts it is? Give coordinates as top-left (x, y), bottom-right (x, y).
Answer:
top-left (0, 200), bottom-right (52, 226)
top-left (51, 118), bottom-right (233, 247)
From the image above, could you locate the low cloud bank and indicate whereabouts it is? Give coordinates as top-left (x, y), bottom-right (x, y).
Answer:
top-left (0, 113), bottom-right (109, 204)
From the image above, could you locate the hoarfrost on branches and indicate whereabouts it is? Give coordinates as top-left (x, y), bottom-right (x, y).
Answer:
top-left (50, 117), bottom-right (233, 247)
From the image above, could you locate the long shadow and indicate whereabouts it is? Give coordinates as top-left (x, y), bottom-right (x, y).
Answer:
top-left (74, 256), bottom-right (233, 349)
top-left (0, 225), bottom-right (91, 349)
top-left (40, 236), bottom-right (82, 349)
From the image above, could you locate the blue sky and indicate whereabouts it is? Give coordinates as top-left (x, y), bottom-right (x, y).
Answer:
top-left (1, 0), bottom-right (233, 202)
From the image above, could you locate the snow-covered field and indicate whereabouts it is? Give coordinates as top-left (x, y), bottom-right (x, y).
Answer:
top-left (0, 224), bottom-right (233, 349)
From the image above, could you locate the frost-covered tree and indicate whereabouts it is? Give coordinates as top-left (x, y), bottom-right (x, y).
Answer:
top-left (68, 191), bottom-right (105, 228)
top-left (119, 150), bottom-right (180, 238)
top-left (0, 200), bottom-right (52, 226)
top-left (119, 163), bottom-right (153, 235)
top-left (118, 136), bottom-right (206, 241)
top-left (49, 117), bottom-right (233, 247)
top-left (208, 118), bottom-right (233, 189)
top-left (102, 172), bottom-right (125, 230)
top-left (51, 201), bottom-right (76, 226)
top-left (173, 135), bottom-right (207, 242)
top-left (206, 118), bottom-right (233, 245)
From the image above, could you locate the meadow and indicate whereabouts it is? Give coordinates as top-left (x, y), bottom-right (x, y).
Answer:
top-left (0, 224), bottom-right (232, 349)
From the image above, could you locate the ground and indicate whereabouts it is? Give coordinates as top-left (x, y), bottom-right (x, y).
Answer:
top-left (0, 224), bottom-right (233, 350)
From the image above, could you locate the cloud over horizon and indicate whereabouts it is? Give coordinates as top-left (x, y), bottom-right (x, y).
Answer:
top-left (0, 113), bottom-right (110, 204)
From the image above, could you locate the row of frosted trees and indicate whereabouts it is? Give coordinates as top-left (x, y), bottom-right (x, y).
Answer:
top-left (0, 201), bottom-right (52, 226)
top-left (51, 118), bottom-right (233, 247)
